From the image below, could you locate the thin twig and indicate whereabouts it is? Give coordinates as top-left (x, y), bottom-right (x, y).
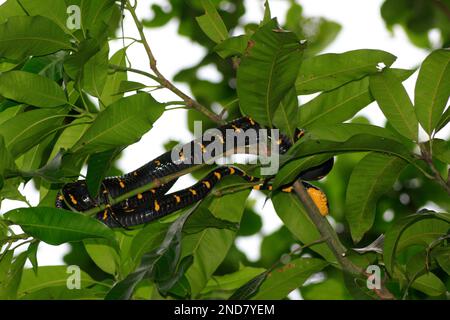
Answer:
top-left (432, 0), bottom-right (450, 20)
top-left (292, 181), bottom-right (362, 275)
top-left (124, 1), bottom-right (224, 125)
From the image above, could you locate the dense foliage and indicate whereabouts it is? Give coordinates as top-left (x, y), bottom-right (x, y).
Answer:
top-left (0, 0), bottom-right (449, 300)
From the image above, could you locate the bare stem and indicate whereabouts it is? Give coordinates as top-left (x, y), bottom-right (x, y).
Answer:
top-left (292, 181), bottom-right (361, 275)
top-left (420, 144), bottom-right (450, 196)
top-left (124, 1), bottom-right (224, 125)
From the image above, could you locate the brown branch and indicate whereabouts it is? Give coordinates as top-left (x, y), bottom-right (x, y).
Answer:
top-left (432, 0), bottom-right (450, 20)
top-left (125, 1), bottom-right (224, 125)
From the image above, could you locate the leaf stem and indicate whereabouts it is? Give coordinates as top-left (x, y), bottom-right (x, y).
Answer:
top-left (124, 1), bottom-right (224, 125)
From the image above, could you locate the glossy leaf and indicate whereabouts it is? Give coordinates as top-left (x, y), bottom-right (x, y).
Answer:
top-left (273, 87), bottom-right (299, 141)
top-left (414, 49), bottom-right (450, 134)
top-left (383, 212), bottom-right (450, 275)
top-left (252, 258), bottom-right (328, 299)
top-left (100, 47), bottom-right (128, 106)
top-left (369, 68), bottom-right (418, 141)
top-left (70, 93), bottom-right (164, 154)
top-left (0, 251), bottom-right (27, 299)
top-left (411, 272), bottom-right (447, 297)
top-left (273, 154), bottom-right (332, 189)
top-left (202, 267), bottom-right (265, 294)
top-left (86, 148), bottom-right (120, 197)
top-left (0, 16), bottom-right (72, 60)
top-left (298, 69), bottom-right (414, 128)
top-left (116, 80), bottom-right (147, 94)
top-left (296, 49), bottom-right (396, 94)
top-left (4, 207), bottom-right (118, 247)
top-left (17, 266), bottom-right (103, 298)
top-left (272, 192), bottom-right (336, 263)
top-left (0, 71), bottom-right (67, 108)
top-left (0, 107), bottom-right (67, 157)
top-left (237, 19), bottom-right (304, 127)
top-left (19, 0), bottom-right (69, 32)
top-left (82, 44), bottom-right (109, 100)
top-left (183, 207), bottom-right (239, 234)
top-left (286, 134), bottom-right (415, 165)
top-left (196, 0), bottom-right (228, 44)
top-left (214, 35), bottom-right (250, 58)
top-left (346, 152), bottom-right (407, 242)
top-left (183, 179), bottom-right (251, 297)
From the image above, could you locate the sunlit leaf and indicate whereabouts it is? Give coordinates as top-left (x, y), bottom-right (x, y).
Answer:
top-left (369, 68), bottom-right (418, 141)
top-left (237, 19), bottom-right (304, 127)
top-left (345, 152), bottom-right (407, 243)
top-left (415, 49), bottom-right (450, 134)
top-left (4, 207), bottom-right (118, 247)
top-left (0, 16), bottom-right (72, 60)
top-left (0, 71), bottom-right (67, 108)
top-left (296, 49), bottom-right (396, 94)
top-left (70, 93), bottom-right (164, 154)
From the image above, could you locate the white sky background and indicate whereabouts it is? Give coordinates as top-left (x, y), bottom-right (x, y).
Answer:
top-left (1, 0), bottom-right (448, 277)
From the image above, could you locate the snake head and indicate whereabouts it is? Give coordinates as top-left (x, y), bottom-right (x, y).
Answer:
top-left (58, 181), bottom-right (99, 211)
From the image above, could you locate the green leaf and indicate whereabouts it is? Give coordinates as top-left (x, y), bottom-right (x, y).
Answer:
top-left (84, 238), bottom-right (119, 276)
top-left (369, 68), bottom-right (418, 141)
top-left (411, 272), bottom-right (447, 297)
top-left (214, 35), bottom-right (250, 58)
top-left (0, 107), bottom-right (67, 157)
top-left (345, 152), bottom-right (407, 243)
top-left (298, 69), bottom-right (414, 128)
top-left (384, 212), bottom-right (450, 275)
top-left (202, 266), bottom-right (266, 294)
top-left (183, 207), bottom-right (239, 234)
top-left (0, 251), bottom-right (27, 299)
top-left (296, 49), bottom-right (397, 94)
top-left (229, 271), bottom-right (269, 300)
top-left (70, 93), bottom-right (164, 154)
top-left (19, 286), bottom-right (108, 300)
top-left (435, 106), bottom-right (450, 133)
top-left (100, 47), bottom-right (128, 106)
top-left (183, 179), bottom-right (251, 297)
top-left (0, 71), bottom-right (67, 108)
top-left (414, 49), bottom-right (450, 134)
top-left (26, 241), bottom-right (39, 275)
top-left (301, 271), bottom-right (352, 300)
top-left (106, 203), bottom-right (200, 300)
top-left (4, 207), bottom-right (118, 247)
top-left (195, 0), bottom-right (228, 44)
top-left (432, 139), bottom-right (450, 164)
top-left (82, 43), bottom-right (109, 100)
top-left (237, 19), bottom-right (304, 127)
top-left (129, 222), bottom-right (170, 269)
top-left (0, 0), bottom-right (25, 24)
top-left (20, 0), bottom-right (70, 33)
top-left (0, 15), bottom-right (72, 60)
top-left (116, 80), bottom-right (148, 94)
top-left (17, 266), bottom-right (103, 298)
top-left (273, 87), bottom-right (298, 141)
top-left (252, 258), bottom-right (328, 299)
top-left (0, 135), bottom-right (16, 179)
top-left (86, 148), bottom-right (120, 197)
top-left (272, 192), bottom-right (336, 262)
top-left (286, 134), bottom-right (415, 165)
top-left (273, 154), bottom-right (332, 190)
top-left (433, 247), bottom-right (450, 275)
top-left (64, 39), bottom-right (101, 79)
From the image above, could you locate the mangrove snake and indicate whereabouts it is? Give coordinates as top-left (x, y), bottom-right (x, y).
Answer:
top-left (56, 117), bottom-right (334, 228)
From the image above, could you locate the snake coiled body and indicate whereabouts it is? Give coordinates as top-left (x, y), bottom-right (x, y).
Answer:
top-left (56, 117), bottom-right (334, 227)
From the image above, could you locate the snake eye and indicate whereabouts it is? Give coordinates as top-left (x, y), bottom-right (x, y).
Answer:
top-left (82, 195), bottom-right (91, 204)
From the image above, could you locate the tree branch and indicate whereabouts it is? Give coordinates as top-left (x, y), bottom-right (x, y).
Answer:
top-left (124, 1), bottom-right (224, 125)
top-left (292, 181), bottom-right (362, 275)
top-left (432, 0), bottom-right (450, 20)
